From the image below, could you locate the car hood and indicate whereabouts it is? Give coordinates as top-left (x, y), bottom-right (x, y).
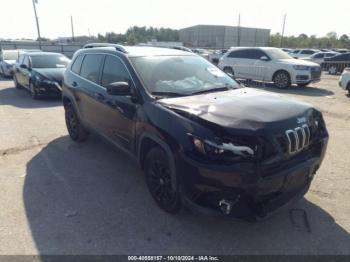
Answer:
top-left (4, 60), bottom-right (16, 65)
top-left (33, 68), bottom-right (66, 83)
top-left (158, 88), bottom-right (316, 135)
top-left (278, 58), bottom-right (319, 67)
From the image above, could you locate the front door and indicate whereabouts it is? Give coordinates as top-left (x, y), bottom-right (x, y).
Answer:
top-left (98, 55), bottom-right (137, 151)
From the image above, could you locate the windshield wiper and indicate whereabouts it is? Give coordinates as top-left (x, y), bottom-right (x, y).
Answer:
top-left (191, 86), bottom-right (229, 95)
top-left (151, 91), bottom-right (188, 98)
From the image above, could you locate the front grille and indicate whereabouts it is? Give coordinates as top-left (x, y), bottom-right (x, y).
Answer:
top-left (285, 125), bottom-right (311, 154)
top-left (311, 67), bottom-right (321, 79)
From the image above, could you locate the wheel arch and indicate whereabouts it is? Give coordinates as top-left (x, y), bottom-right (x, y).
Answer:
top-left (137, 132), bottom-right (178, 190)
top-left (272, 69), bottom-right (291, 81)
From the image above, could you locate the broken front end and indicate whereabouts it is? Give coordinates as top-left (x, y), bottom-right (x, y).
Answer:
top-left (176, 118), bottom-right (329, 221)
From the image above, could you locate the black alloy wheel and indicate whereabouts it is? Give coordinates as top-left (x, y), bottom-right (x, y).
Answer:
top-left (144, 147), bottom-right (182, 214)
top-left (65, 103), bottom-right (88, 142)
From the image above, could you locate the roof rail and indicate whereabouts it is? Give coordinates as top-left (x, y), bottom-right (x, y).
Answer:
top-left (83, 43), bottom-right (127, 53)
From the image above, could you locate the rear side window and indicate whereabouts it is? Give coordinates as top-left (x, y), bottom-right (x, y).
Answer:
top-left (101, 56), bottom-right (131, 87)
top-left (71, 55), bottom-right (84, 74)
top-left (80, 54), bottom-right (104, 83)
top-left (228, 50), bottom-right (249, 59)
top-left (301, 50), bottom-right (315, 55)
top-left (246, 49), bottom-right (267, 59)
top-left (314, 53), bottom-right (324, 58)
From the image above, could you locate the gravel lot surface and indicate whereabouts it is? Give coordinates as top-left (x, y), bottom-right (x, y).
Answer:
top-left (0, 75), bottom-right (349, 255)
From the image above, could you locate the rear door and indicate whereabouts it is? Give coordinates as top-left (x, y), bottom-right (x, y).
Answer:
top-left (226, 49), bottom-right (251, 79)
top-left (73, 53), bottom-right (105, 129)
top-left (247, 49), bottom-right (270, 81)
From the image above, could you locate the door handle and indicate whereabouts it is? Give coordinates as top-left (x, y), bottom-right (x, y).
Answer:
top-left (72, 81), bottom-right (78, 87)
top-left (95, 93), bottom-right (105, 101)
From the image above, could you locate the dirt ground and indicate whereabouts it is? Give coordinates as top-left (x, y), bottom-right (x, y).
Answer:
top-left (0, 74), bottom-right (349, 255)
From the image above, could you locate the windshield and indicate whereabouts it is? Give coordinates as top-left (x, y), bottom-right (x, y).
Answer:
top-left (31, 55), bottom-right (69, 68)
top-left (130, 55), bottom-right (240, 97)
top-left (3, 51), bottom-right (19, 60)
top-left (265, 48), bottom-right (293, 60)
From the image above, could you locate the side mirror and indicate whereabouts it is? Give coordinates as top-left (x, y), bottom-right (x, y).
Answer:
top-left (106, 81), bottom-right (131, 96)
top-left (260, 56), bottom-right (269, 61)
top-left (20, 64), bottom-right (27, 69)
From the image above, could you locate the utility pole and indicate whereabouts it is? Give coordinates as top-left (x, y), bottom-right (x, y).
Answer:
top-left (71, 16), bottom-right (75, 42)
top-left (237, 13), bottom-right (241, 47)
top-left (32, 0), bottom-right (42, 47)
top-left (280, 14), bottom-right (287, 47)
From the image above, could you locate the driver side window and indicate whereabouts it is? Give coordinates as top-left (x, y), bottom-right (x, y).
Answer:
top-left (101, 56), bottom-right (132, 88)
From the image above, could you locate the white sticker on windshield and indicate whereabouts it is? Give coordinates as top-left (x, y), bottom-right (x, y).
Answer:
top-left (207, 67), bottom-right (225, 77)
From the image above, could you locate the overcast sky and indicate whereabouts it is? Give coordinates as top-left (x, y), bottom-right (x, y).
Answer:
top-left (1, 0), bottom-right (349, 39)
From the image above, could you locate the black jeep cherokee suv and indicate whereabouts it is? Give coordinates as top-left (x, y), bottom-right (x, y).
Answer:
top-left (62, 44), bottom-right (328, 220)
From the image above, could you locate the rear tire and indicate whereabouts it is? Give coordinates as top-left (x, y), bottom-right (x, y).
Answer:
top-left (144, 146), bottom-right (182, 214)
top-left (273, 71), bottom-right (291, 89)
top-left (65, 102), bottom-right (88, 142)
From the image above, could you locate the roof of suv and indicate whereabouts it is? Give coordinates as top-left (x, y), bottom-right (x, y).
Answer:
top-left (77, 45), bottom-right (195, 58)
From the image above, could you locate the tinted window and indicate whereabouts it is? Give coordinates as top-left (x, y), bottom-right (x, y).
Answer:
top-left (80, 54), bottom-right (104, 83)
top-left (246, 49), bottom-right (267, 59)
top-left (71, 55), bottom-right (84, 74)
top-left (101, 56), bottom-right (131, 87)
top-left (31, 54), bottom-right (70, 68)
top-left (314, 53), bottom-right (324, 58)
top-left (228, 50), bottom-right (249, 59)
top-left (301, 50), bottom-right (315, 55)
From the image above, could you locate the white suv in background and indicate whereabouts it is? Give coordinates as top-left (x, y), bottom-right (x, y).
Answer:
top-left (218, 47), bottom-right (321, 88)
top-left (291, 49), bottom-right (319, 59)
top-left (339, 68), bottom-right (350, 94)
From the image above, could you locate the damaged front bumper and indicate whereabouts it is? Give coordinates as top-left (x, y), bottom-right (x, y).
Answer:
top-left (178, 137), bottom-right (328, 221)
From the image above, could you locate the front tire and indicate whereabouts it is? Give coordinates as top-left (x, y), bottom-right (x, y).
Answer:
top-left (273, 71), bottom-right (291, 89)
top-left (144, 147), bottom-right (182, 214)
top-left (65, 102), bottom-right (88, 142)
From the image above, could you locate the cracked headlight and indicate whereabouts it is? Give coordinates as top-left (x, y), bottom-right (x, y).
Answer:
top-left (293, 65), bottom-right (310, 70)
top-left (188, 134), bottom-right (255, 160)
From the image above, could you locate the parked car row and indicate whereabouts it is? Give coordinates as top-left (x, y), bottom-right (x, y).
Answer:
top-left (13, 52), bottom-right (70, 99)
top-left (0, 49), bottom-right (41, 77)
top-left (6, 43), bottom-right (343, 221)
